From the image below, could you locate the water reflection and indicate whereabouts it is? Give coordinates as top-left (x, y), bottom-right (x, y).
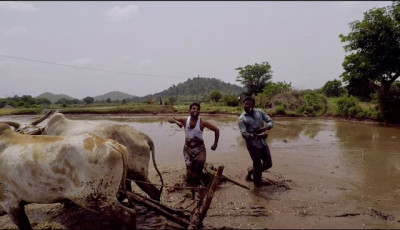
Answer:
top-left (268, 118), bottom-right (337, 149)
top-left (335, 121), bottom-right (400, 212)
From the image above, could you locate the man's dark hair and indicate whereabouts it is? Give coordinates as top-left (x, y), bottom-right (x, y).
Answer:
top-left (243, 96), bottom-right (255, 104)
top-left (190, 102), bottom-right (201, 110)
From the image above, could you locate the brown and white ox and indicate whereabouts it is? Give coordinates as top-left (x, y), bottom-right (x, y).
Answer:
top-left (40, 112), bottom-right (164, 201)
top-left (0, 123), bottom-right (136, 230)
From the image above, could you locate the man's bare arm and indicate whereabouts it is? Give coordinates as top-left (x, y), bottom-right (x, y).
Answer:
top-left (203, 120), bottom-right (219, 150)
top-left (168, 117), bottom-right (185, 128)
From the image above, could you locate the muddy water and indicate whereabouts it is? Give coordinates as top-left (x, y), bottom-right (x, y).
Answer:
top-left (1, 114), bottom-right (400, 228)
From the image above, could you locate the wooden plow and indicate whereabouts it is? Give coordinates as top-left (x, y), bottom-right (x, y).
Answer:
top-left (123, 165), bottom-right (224, 229)
top-left (124, 164), bottom-right (249, 229)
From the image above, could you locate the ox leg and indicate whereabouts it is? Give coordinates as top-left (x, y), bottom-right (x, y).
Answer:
top-left (126, 180), bottom-right (133, 192)
top-left (7, 204), bottom-right (32, 230)
top-left (131, 175), bottom-right (161, 201)
top-left (116, 181), bottom-right (132, 205)
top-left (0, 206), bottom-right (6, 216)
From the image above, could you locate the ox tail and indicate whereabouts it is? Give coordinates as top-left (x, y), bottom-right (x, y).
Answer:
top-left (146, 136), bottom-right (164, 196)
top-left (120, 146), bottom-right (129, 194)
top-left (110, 143), bottom-right (129, 199)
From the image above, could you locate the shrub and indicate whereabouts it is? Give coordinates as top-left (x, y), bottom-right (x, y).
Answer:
top-left (274, 104), bottom-right (286, 115)
top-left (297, 92), bottom-right (327, 116)
top-left (223, 94), bottom-right (239, 107)
top-left (209, 90), bottom-right (223, 102)
top-left (321, 79), bottom-right (345, 97)
top-left (336, 95), bottom-right (363, 117)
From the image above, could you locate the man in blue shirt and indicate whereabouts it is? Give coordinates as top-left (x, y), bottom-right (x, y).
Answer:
top-left (238, 96), bottom-right (274, 187)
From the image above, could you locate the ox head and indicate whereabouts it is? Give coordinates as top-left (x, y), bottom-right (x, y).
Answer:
top-left (3, 109), bottom-right (56, 135)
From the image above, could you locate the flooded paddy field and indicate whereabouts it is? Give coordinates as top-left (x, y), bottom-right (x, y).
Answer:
top-left (0, 114), bottom-right (399, 229)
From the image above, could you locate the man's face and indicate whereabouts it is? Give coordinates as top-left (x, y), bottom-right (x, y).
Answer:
top-left (244, 100), bottom-right (254, 114)
top-left (190, 105), bottom-right (200, 118)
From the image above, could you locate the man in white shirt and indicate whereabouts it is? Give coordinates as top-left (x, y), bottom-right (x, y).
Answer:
top-left (169, 102), bottom-right (219, 186)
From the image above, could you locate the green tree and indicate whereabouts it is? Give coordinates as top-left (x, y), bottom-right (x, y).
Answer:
top-left (339, 2), bottom-right (400, 122)
top-left (209, 90), bottom-right (223, 102)
top-left (297, 91), bottom-right (327, 116)
top-left (0, 98), bottom-right (6, 108)
top-left (83, 96), bottom-right (94, 105)
top-left (166, 96), bottom-right (176, 105)
top-left (262, 81), bottom-right (292, 99)
top-left (222, 94), bottom-right (239, 107)
top-left (321, 79), bottom-right (344, 97)
top-left (37, 97), bottom-right (51, 106)
top-left (235, 61), bottom-right (273, 96)
top-left (344, 75), bottom-right (375, 101)
top-left (55, 98), bottom-right (77, 105)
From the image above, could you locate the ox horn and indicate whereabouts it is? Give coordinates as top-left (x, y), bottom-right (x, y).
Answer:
top-left (1, 121), bottom-right (21, 129)
top-left (31, 109), bottom-right (56, 126)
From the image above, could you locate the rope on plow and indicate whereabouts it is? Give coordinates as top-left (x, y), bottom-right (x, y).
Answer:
top-left (127, 179), bottom-right (208, 191)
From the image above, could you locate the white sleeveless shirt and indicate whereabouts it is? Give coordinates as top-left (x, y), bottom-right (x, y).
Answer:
top-left (185, 116), bottom-right (203, 140)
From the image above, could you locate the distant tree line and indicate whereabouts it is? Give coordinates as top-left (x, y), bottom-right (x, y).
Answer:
top-left (0, 95), bottom-right (51, 108)
top-left (0, 95), bottom-right (142, 109)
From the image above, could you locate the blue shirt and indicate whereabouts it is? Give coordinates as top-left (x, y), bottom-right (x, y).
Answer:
top-left (238, 108), bottom-right (274, 148)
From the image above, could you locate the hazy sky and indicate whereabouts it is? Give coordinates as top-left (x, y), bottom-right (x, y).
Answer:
top-left (0, 1), bottom-right (392, 99)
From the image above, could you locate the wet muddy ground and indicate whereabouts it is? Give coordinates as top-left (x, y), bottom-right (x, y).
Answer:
top-left (0, 115), bottom-right (399, 229)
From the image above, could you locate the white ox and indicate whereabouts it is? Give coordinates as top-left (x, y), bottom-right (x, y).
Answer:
top-left (41, 112), bottom-right (164, 201)
top-left (0, 123), bottom-right (136, 230)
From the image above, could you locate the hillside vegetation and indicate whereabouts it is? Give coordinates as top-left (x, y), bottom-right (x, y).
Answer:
top-left (141, 77), bottom-right (243, 102)
top-left (36, 92), bottom-right (77, 104)
top-left (94, 91), bottom-right (140, 102)
top-left (34, 77), bottom-right (243, 104)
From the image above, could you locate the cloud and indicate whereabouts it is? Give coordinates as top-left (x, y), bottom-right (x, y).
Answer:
top-left (0, 1), bottom-right (39, 12)
top-left (103, 4), bottom-right (138, 22)
top-left (3, 26), bottom-right (27, 35)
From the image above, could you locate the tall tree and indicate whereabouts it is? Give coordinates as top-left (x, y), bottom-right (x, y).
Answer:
top-left (209, 90), bottom-right (223, 102)
top-left (321, 79), bottom-right (344, 98)
top-left (82, 96), bottom-right (94, 105)
top-left (235, 61), bottom-right (273, 96)
top-left (262, 81), bottom-right (292, 99)
top-left (339, 2), bottom-right (400, 121)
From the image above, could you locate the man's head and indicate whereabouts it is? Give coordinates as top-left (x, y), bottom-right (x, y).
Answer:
top-left (243, 96), bottom-right (255, 114)
top-left (190, 102), bottom-right (201, 118)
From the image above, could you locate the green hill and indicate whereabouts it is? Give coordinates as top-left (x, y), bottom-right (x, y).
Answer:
top-left (36, 92), bottom-right (78, 103)
top-left (94, 91), bottom-right (139, 102)
top-left (142, 77), bottom-right (244, 102)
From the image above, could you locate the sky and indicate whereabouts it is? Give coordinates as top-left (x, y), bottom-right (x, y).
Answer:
top-left (0, 1), bottom-right (393, 99)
